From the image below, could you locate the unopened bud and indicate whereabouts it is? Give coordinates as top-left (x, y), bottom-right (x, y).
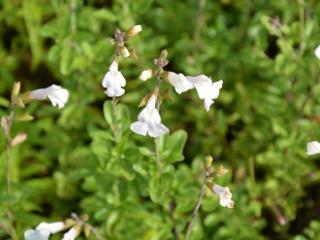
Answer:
top-left (206, 155), bottom-right (213, 168)
top-left (11, 132), bottom-right (27, 146)
top-left (11, 82), bottom-right (21, 99)
top-left (15, 113), bottom-right (34, 122)
top-left (139, 69), bottom-right (153, 81)
top-left (127, 25), bottom-right (142, 38)
top-left (84, 224), bottom-right (91, 237)
top-left (160, 49), bottom-right (168, 59)
top-left (120, 46), bottom-right (130, 58)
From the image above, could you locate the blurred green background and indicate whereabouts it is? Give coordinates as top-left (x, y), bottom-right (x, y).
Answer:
top-left (1, 0), bottom-right (320, 239)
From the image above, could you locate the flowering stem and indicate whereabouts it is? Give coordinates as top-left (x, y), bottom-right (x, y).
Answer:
top-left (2, 106), bottom-right (15, 194)
top-left (185, 174), bottom-right (209, 240)
top-left (112, 97), bottom-right (120, 142)
top-left (154, 137), bottom-right (162, 174)
top-left (1, 105), bottom-right (18, 240)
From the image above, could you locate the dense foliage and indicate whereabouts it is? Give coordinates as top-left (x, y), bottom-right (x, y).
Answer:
top-left (1, 0), bottom-right (320, 239)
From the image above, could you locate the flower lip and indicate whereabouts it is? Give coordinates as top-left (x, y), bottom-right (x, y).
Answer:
top-left (212, 184), bottom-right (234, 208)
top-left (186, 75), bottom-right (223, 111)
top-left (130, 94), bottom-right (169, 138)
top-left (24, 228), bottom-right (51, 240)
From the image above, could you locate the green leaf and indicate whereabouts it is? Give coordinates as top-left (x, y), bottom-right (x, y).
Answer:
top-left (103, 100), bottom-right (115, 127)
top-left (160, 130), bottom-right (188, 163)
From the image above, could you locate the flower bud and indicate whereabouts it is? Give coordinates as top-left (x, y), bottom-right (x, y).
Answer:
top-left (11, 132), bottom-right (27, 146)
top-left (15, 113), bottom-right (34, 122)
top-left (139, 69), bottom-right (153, 81)
top-left (120, 46), bottom-right (130, 58)
top-left (127, 25), bottom-right (142, 38)
top-left (206, 155), bottom-right (213, 168)
top-left (11, 81), bottom-right (21, 99)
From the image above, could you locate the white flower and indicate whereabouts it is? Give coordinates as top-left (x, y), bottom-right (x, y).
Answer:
top-left (130, 94), bottom-right (169, 137)
top-left (186, 75), bottom-right (223, 111)
top-left (62, 227), bottom-right (79, 240)
top-left (212, 184), bottom-right (234, 208)
top-left (31, 85), bottom-right (69, 109)
top-left (24, 228), bottom-right (50, 240)
top-left (307, 141), bottom-right (320, 155)
top-left (139, 69), bottom-right (153, 81)
top-left (36, 222), bottom-right (65, 234)
top-left (167, 72), bottom-right (194, 94)
top-left (315, 45), bottom-right (320, 60)
top-left (102, 61), bottom-right (126, 97)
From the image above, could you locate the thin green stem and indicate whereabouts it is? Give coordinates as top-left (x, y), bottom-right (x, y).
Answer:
top-left (154, 138), bottom-right (162, 174)
top-left (185, 174), bottom-right (209, 240)
top-left (112, 96), bottom-right (120, 142)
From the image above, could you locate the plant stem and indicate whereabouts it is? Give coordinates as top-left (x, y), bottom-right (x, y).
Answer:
top-left (2, 107), bottom-right (15, 194)
top-left (112, 96), bottom-right (120, 142)
top-left (185, 174), bottom-right (209, 240)
top-left (1, 105), bottom-right (17, 240)
top-left (154, 138), bottom-right (162, 174)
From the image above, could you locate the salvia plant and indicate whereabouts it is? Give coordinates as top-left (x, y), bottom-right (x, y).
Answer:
top-left (1, 1), bottom-right (320, 240)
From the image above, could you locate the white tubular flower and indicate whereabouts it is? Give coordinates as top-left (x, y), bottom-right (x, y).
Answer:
top-left (315, 45), bottom-right (320, 60)
top-left (186, 75), bottom-right (223, 111)
top-left (31, 85), bottom-right (69, 109)
top-left (36, 222), bottom-right (65, 234)
top-left (167, 72), bottom-right (194, 94)
top-left (102, 61), bottom-right (126, 97)
top-left (62, 227), bottom-right (79, 240)
top-left (24, 228), bottom-right (50, 240)
top-left (212, 184), bottom-right (234, 208)
top-left (130, 94), bottom-right (169, 137)
top-left (307, 141), bottom-right (320, 155)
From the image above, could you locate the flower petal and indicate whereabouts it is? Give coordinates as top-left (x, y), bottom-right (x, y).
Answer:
top-left (148, 123), bottom-right (169, 137)
top-left (168, 72), bottom-right (194, 94)
top-left (130, 122), bottom-right (148, 136)
top-left (307, 141), bottom-right (320, 155)
top-left (315, 45), bottom-right (320, 60)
